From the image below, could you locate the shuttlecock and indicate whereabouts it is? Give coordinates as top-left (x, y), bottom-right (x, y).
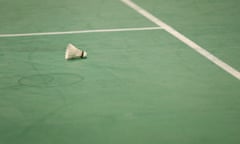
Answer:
top-left (65, 43), bottom-right (87, 60)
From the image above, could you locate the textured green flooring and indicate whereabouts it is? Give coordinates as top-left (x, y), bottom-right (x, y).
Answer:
top-left (0, 0), bottom-right (240, 144)
top-left (0, 0), bottom-right (155, 33)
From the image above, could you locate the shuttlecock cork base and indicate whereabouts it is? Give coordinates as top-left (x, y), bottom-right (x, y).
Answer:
top-left (65, 43), bottom-right (87, 60)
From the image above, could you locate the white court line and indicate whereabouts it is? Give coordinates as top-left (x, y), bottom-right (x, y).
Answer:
top-left (0, 27), bottom-right (162, 38)
top-left (121, 0), bottom-right (240, 80)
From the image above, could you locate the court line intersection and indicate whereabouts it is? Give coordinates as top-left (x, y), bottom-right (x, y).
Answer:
top-left (121, 0), bottom-right (240, 80)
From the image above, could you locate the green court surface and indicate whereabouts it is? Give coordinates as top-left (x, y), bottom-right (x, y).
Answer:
top-left (0, 0), bottom-right (240, 144)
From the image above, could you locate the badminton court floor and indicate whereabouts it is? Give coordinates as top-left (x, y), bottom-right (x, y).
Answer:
top-left (0, 0), bottom-right (240, 144)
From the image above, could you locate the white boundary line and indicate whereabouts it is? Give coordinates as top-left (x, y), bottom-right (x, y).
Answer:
top-left (0, 27), bottom-right (162, 38)
top-left (121, 0), bottom-right (240, 80)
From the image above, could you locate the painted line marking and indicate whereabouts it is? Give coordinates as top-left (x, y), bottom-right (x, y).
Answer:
top-left (121, 0), bottom-right (240, 80)
top-left (0, 27), bottom-right (162, 38)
